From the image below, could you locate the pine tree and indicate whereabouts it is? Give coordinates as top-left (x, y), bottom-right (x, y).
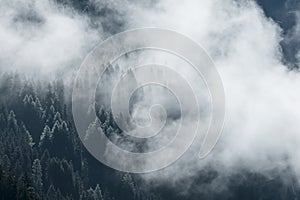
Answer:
top-left (39, 125), bottom-right (52, 151)
top-left (1, 154), bottom-right (11, 173)
top-left (41, 150), bottom-right (50, 192)
top-left (21, 94), bottom-right (44, 142)
top-left (94, 184), bottom-right (104, 200)
top-left (81, 158), bottom-right (89, 189)
top-left (86, 188), bottom-right (95, 200)
top-left (54, 112), bottom-right (62, 124)
top-left (7, 110), bottom-right (18, 132)
top-left (23, 125), bottom-right (34, 147)
top-left (47, 184), bottom-right (58, 200)
top-left (32, 159), bottom-right (43, 194)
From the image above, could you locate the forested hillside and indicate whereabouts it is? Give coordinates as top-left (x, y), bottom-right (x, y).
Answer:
top-left (0, 72), bottom-right (161, 200)
top-left (0, 72), bottom-right (299, 200)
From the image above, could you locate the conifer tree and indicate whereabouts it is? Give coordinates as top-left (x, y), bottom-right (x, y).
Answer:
top-left (94, 184), bottom-right (104, 200)
top-left (32, 159), bottom-right (43, 194)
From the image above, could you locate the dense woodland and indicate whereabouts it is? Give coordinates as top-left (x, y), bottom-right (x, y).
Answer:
top-left (1, 0), bottom-right (300, 199)
top-left (0, 71), bottom-right (162, 200)
top-left (0, 71), bottom-right (299, 200)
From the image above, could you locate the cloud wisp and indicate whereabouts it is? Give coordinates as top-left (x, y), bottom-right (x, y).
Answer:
top-left (117, 0), bottom-right (300, 189)
top-left (0, 0), bottom-right (101, 76)
top-left (1, 0), bottom-right (300, 194)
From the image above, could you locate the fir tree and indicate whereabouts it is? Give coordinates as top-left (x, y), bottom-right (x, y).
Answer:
top-left (32, 159), bottom-right (43, 194)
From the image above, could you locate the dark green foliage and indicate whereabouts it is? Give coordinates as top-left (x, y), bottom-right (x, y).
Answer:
top-left (0, 72), bottom-right (156, 200)
top-left (0, 72), bottom-right (298, 200)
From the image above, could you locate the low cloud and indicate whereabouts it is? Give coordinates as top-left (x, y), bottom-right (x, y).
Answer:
top-left (117, 0), bottom-right (300, 190)
top-left (1, 0), bottom-right (300, 194)
top-left (0, 0), bottom-right (100, 76)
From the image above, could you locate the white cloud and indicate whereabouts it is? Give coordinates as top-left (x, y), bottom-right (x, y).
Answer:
top-left (1, 0), bottom-right (300, 192)
top-left (0, 0), bottom-right (100, 76)
top-left (118, 0), bottom-right (300, 188)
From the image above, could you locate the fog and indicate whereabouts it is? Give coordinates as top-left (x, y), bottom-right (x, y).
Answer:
top-left (1, 0), bottom-right (300, 194)
top-left (122, 0), bottom-right (300, 189)
top-left (0, 0), bottom-right (100, 76)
